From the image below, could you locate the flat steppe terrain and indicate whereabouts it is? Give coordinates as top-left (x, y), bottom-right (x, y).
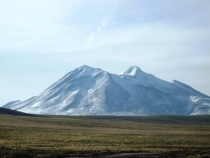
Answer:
top-left (0, 110), bottom-right (210, 157)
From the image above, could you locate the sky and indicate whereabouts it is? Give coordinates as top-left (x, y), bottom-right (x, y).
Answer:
top-left (0, 0), bottom-right (210, 106)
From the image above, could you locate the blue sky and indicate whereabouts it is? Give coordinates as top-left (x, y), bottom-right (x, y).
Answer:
top-left (0, 0), bottom-right (210, 105)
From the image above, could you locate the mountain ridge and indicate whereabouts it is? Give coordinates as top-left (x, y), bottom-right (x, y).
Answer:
top-left (2, 65), bottom-right (210, 115)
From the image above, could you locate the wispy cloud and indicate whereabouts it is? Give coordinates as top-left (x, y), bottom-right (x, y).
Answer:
top-left (86, 15), bottom-right (109, 45)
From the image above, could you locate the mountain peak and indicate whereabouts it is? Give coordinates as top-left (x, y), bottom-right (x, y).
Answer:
top-left (77, 65), bottom-right (94, 70)
top-left (74, 65), bottom-right (97, 72)
top-left (129, 66), bottom-right (142, 71)
top-left (120, 66), bottom-right (142, 76)
top-left (69, 65), bottom-right (102, 78)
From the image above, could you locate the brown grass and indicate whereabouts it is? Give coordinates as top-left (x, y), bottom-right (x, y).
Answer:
top-left (0, 114), bottom-right (210, 157)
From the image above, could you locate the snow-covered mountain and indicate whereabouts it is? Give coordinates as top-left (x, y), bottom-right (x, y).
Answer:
top-left (2, 65), bottom-right (210, 115)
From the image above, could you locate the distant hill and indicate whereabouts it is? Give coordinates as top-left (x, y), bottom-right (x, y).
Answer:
top-left (0, 107), bottom-right (33, 116)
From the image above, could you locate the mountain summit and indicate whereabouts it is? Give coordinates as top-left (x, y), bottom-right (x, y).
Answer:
top-left (121, 66), bottom-right (142, 76)
top-left (2, 65), bottom-right (210, 115)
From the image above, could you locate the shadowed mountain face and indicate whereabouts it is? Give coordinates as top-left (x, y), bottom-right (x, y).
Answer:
top-left (0, 107), bottom-right (33, 116)
top-left (2, 65), bottom-right (210, 115)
